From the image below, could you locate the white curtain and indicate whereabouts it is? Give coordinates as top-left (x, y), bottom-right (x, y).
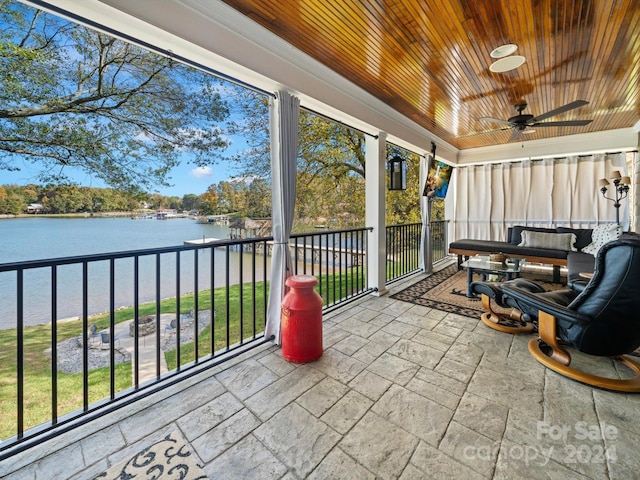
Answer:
top-left (453, 152), bottom-right (629, 240)
top-left (419, 155), bottom-right (432, 272)
top-left (265, 91), bottom-right (300, 344)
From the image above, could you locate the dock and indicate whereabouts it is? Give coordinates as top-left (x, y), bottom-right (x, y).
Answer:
top-left (184, 237), bottom-right (220, 245)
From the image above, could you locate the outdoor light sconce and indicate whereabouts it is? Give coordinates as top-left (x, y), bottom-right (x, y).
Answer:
top-left (388, 155), bottom-right (407, 191)
top-left (599, 170), bottom-right (631, 224)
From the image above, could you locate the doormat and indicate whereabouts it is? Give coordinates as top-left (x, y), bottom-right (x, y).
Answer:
top-left (93, 430), bottom-right (208, 480)
top-left (391, 264), bottom-right (558, 318)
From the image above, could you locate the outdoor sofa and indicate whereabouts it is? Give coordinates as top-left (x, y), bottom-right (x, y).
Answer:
top-left (449, 224), bottom-right (630, 284)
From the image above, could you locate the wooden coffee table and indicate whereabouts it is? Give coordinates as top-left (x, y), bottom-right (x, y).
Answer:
top-left (460, 255), bottom-right (525, 297)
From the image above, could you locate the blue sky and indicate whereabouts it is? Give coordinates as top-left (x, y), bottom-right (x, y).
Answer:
top-left (0, 126), bottom-right (255, 197)
top-left (0, 154), bottom-right (238, 198)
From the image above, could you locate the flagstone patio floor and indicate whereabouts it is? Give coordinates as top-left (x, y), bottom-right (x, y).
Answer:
top-left (3, 266), bottom-right (640, 479)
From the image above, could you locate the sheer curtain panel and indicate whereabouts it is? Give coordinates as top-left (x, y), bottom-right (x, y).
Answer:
top-left (453, 153), bottom-right (629, 241)
top-left (265, 91), bottom-right (300, 344)
top-left (419, 154), bottom-right (432, 272)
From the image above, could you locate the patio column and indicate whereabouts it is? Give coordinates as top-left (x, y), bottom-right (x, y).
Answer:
top-left (365, 132), bottom-right (388, 295)
top-left (265, 90), bottom-right (300, 345)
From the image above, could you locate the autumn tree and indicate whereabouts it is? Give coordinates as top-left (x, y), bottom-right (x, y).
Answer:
top-left (0, 2), bottom-right (231, 193)
top-left (245, 177), bottom-right (271, 218)
top-left (228, 92), bottom-right (425, 228)
top-left (200, 185), bottom-right (219, 215)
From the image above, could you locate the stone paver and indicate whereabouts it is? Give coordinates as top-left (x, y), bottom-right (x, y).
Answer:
top-left (3, 267), bottom-right (640, 480)
top-left (339, 411), bottom-right (420, 480)
top-left (254, 403), bottom-right (341, 477)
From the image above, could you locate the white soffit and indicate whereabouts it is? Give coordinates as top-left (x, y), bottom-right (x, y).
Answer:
top-left (31, 0), bottom-right (457, 162)
top-left (457, 127), bottom-right (638, 165)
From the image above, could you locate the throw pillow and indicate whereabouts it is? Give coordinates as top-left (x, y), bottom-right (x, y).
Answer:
top-left (518, 230), bottom-right (577, 251)
top-left (556, 227), bottom-right (593, 251)
top-left (581, 224), bottom-right (622, 256)
top-left (509, 226), bottom-right (556, 245)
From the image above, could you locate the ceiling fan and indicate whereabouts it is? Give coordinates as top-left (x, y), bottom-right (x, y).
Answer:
top-left (479, 99), bottom-right (593, 142)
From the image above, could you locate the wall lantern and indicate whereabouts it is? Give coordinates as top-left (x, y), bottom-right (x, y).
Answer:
top-left (388, 155), bottom-right (407, 190)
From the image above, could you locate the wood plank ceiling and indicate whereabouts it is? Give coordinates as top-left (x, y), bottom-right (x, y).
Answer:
top-left (221, 0), bottom-right (640, 150)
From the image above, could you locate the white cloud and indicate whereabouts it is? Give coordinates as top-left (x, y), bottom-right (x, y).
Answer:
top-left (191, 166), bottom-right (213, 178)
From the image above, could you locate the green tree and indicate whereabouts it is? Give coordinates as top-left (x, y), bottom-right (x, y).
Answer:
top-left (245, 177), bottom-right (271, 218)
top-left (216, 181), bottom-right (239, 214)
top-left (0, 2), bottom-right (231, 193)
top-left (166, 196), bottom-right (182, 211)
top-left (182, 193), bottom-right (201, 212)
top-left (0, 186), bottom-right (24, 214)
top-left (3, 192), bottom-right (23, 214)
top-left (40, 184), bottom-right (85, 213)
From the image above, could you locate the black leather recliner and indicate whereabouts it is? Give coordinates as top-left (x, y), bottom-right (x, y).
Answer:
top-left (501, 237), bottom-right (640, 392)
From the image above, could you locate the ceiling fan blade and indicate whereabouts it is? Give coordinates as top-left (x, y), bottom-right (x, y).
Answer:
top-left (458, 126), bottom-right (512, 139)
top-left (478, 116), bottom-right (513, 126)
top-left (532, 119), bottom-right (593, 127)
top-left (532, 100), bottom-right (589, 122)
top-left (508, 129), bottom-right (523, 142)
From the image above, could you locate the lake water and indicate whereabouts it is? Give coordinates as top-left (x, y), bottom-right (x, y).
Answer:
top-left (0, 217), bottom-right (259, 329)
top-left (0, 216), bottom-right (229, 262)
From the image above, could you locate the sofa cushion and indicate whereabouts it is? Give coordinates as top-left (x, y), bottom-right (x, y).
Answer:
top-left (448, 239), bottom-right (569, 259)
top-left (581, 224), bottom-right (622, 256)
top-left (509, 226), bottom-right (556, 245)
top-left (556, 227), bottom-right (593, 251)
top-left (518, 230), bottom-right (577, 251)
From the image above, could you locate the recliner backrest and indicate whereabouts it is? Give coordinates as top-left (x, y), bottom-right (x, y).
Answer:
top-left (567, 237), bottom-right (640, 354)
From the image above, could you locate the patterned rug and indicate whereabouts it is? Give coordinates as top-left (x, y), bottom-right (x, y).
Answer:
top-left (94, 430), bottom-right (208, 480)
top-left (391, 264), bottom-right (559, 317)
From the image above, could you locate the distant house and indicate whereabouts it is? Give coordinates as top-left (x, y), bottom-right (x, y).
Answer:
top-left (26, 203), bottom-right (44, 214)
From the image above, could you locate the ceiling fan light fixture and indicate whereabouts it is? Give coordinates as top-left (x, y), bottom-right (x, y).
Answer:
top-left (490, 44), bottom-right (518, 58)
top-left (490, 55), bottom-right (526, 73)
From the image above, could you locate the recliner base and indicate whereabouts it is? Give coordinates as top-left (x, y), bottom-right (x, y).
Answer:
top-left (528, 338), bottom-right (640, 393)
top-left (480, 312), bottom-right (535, 334)
top-left (479, 293), bottom-right (535, 334)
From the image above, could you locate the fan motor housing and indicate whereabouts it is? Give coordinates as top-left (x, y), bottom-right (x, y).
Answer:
top-left (508, 113), bottom-right (534, 125)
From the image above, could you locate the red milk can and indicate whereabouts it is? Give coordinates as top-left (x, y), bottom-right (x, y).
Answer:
top-left (281, 274), bottom-right (323, 363)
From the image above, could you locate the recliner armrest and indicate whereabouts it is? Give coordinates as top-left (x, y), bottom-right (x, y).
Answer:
top-left (567, 279), bottom-right (589, 293)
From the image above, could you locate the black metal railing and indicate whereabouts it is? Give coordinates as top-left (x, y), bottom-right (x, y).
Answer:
top-left (384, 220), bottom-right (449, 282)
top-left (0, 236), bottom-right (273, 458)
top-left (290, 227), bottom-right (373, 311)
top-left (431, 220), bottom-right (449, 263)
top-left (0, 226), bottom-right (377, 458)
top-left (386, 223), bottom-right (422, 282)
